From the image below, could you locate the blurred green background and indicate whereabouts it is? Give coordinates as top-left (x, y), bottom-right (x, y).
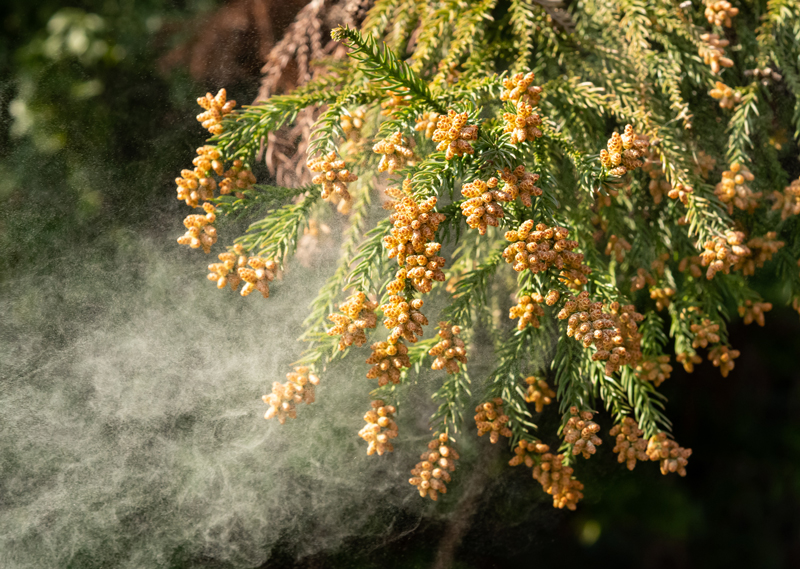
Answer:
top-left (1, 2), bottom-right (799, 568)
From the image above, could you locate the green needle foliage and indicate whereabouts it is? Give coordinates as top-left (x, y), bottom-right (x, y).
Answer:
top-left (168, 0), bottom-right (800, 510)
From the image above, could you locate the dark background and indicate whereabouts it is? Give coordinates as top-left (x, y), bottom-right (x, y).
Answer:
top-left (1, 2), bottom-right (799, 568)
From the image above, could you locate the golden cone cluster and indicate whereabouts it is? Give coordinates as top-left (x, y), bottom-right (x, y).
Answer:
top-left (708, 345), bottom-right (740, 377)
top-left (691, 318), bottom-right (721, 349)
top-left (609, 418), bottom-right (649, 470)
top-left (677, 351), bottom-right (703, 373)
top-left (635, 354), bottom-right (672, 387)
top-left (207, 244), bottom-right (278, 296)
top-left (196, 88), bottom-right (235, 135)
top-left (509, 293), bottom-right (545, 330)
top-left (358, 400), bottom-right (398, 455)
top-left (460, 176), bottom-right (507, 234)
top-left (678, 255), bottom-right (703, 279)
top-left (373, 131), bottom-right (415, 173)
top-left (383, 181), bottom-right (447, 292)
top-left (176, 147), bottom-right (220, 207)
top-left (509, 439), bottom-right (549, 467)
top-left (642, 151), bottom-right (671, 204)
top-left (474, 398), bottom-right (512, 444)
top-left (771, 179), bottom-right (800, 220)
top-left (414, 111), bottom-right (440, 139)
top-left (380, 89), bottom-right (412, 117)
top-left (532, 449), bottom-right (585, 510)
top-left (704, 0), bottom-right (739, 28)
top-left (502, 220), bottom-right (590, 289)
top-left (558, 292), bottom-right (644, 375)
top-left (239, 257), bottom-right (278, 297)
top-left (599, 124), bottom-right (649, 177)
top-left (366, 340), bottom-right (411, 386)
top-left (735, 232), bottom-right (784, 276)
top-left (341, 107), bottom-right (366, 141)
top-left (700, 231), bottom-right (751, 279)
top-left (715, 163), bottom-right (761, 214)
top-left (498, 165), bottom-right (542, 207)
top-left (564, 407), bottom-right (602, 459)
top-left (738, 300), bottom-right (772, 326)
top-left (668, 182), bottom-right (693, 205)
top-left (432, 109), bottom-right (479, 160)
top-left (699, 33), bottom-right (734, 74)
top-left (605, 235), bottom-right (631, 262)
top-left (649, 287), bottom-right (675, 311)
top-left (646, 433), bottom-right (692, 476)
top-left (220, 159), bottom-right (257, 196)
top-left (178, 202), bottom-right (218, 253)
top-left (500, 71), bottom-right (543, 105)
top-left (631, 268), bottom-right (655, 292)
top-left (307, 152), bottom-right (358, 211)
top-left (503, 101), bottom-right (543, 144)
top-left (326, 291), bottom-right (378, 350)
top-left (429, 322), bottom-right (467, 374)
top-left (709, 81), bottom-right (742, 110)
top-left (524, 376), bottom-right (555, 413)
top-left (409, 433), bottom-right (459, 500)
top-left (381, 295), bottom-right (428, 344)
top-left (263, 366), bottom-right (320, 424)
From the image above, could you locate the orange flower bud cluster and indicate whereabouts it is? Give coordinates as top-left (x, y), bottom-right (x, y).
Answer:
top-left (677, 351), bottom-right (703, 373)
top-left (635, 354), bottom-right (672, 387)
top-left (414, 111), bottom-right (440, 139)
top-left (564, 407), bottom-right (602, 459)
top-left (409, 433), bottom-right (459, 501)
top-left (366, 340), bottom-right (411, 386)
top-left (709, 81), bottom-right (742, 110)
top-left (509, 293), bottom-right (545, 330)
top-left (503, 101), bottom-right (543, 144)
top-left (558, 292), bottom-right (643, 375)
top-left (381, 295), bottom-right (428, 344)
top-left (738, 300), bottom-right (772, 327)
top-left (771, 178), bottom-right (800, 220)
top-left (373, 131), bottom-right (415, 173)
top-left (546, 290), bottom-right (561, 305)
top-left (207, 245), bottom-right (247, 291)
top-left (326, 291), bottom-right (378, 350)
top-left (500, 71), bottom-right (543, 106)
top-left (196, 88), bottom-right (235, 135)
top-left (678, 255), bottom-right (703, 278)
top-left (307, 152), bottom-right (358, 209)
top-left (734, 232), bottom-right (784, 276)
top-left (668, 182), bottom-right (694, 205)
top-left (599, 124), bottom-right (649, 177)
top-left (605, 235), bottom-right (632, 262)
top-left (340, 107), bottom-right (366, 140)
top-left (704, 0), bottom-right (739, 28)
top-left (432, 109), bottom-right (479, 160)
top-left (642, 151), bottom-right (670, 204)
top-left (694, 150), bottom-right (717, 179)
top-left (532, 450), bottom-right (585, 510)
top-left (460, 176), bottom-right (506, 234)
top-left (630, 268), bottom-right (655, 292)
top-left (383, 183), bottom-right (447, 292)
top-left (700, 231), bottom-right (751, 279)
top-left (524, 376), bottom-right (555, 413)
top-left (498, 165), bottom-right (542, 207)
top-left (475, 398), bottom-right (513, 444)
top-left (649, 287), bottom-right (675, 311)
top-left (715, 163), bottom-right (761, 214)
top-left (646, 433), bottom-right (692, 476)
top-left (699, 33), bottom-right (734, 74)
top-left (691, 318), bottom-right (721, 349)
top-left (263, 366), bottom-right (320, 423)
top-left (609, 418), bottom-right (649, 470)
top-left (502, 220), bottom-right (589, 288)
top-left (220, 159), bottom-right (257, 196)
top-left (176, 149), bottom-right (220, 208)
top-left (358, 400), bottom-right (398, 455)
top-left (708, 344), bottom-right (741, 377)
top-left (429, 322), bottom-right (467, 374)
top-left (237, 256), bottom-right (278, 298)
top-left (178, 202), bottom-right (218, 253)
top-left (509, 439), bottom-right (550, 467)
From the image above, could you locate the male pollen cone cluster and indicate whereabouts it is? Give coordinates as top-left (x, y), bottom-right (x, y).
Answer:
top-left (358, 400), bottom-right (398, 456)
top-left (206, 243), bottom-right (277, 297)
top-left (563, 407), bottom-right (602, 459)
top-left (599, 124), bottom-right (649, 177)
top-left (307, 151), bottom-right (358, 212)
top-left (610, 417), bottom-right (649, 470)
top-left (475, 398), bottom-right (512, 444)
top-left (524, 376), bottom-right (555, 413)
top-left (409, 433), bottom-right (459, 501)
top-left (263, 366), bottom-right (320, 423)
top-left (431, 109), bottom-right (479, 160)
top-left (700, 230), bottom-right (751, 279)
top-left (429, 322), bottom-right (467, 374)
top-left (178, 202), bottom-right (218, 253)
top-left (327, 291), bottom-right (378, 350)
top-left (509, 293), bottom-right (545, 330)
top-left (196, 88), bottom-right (235, 135)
